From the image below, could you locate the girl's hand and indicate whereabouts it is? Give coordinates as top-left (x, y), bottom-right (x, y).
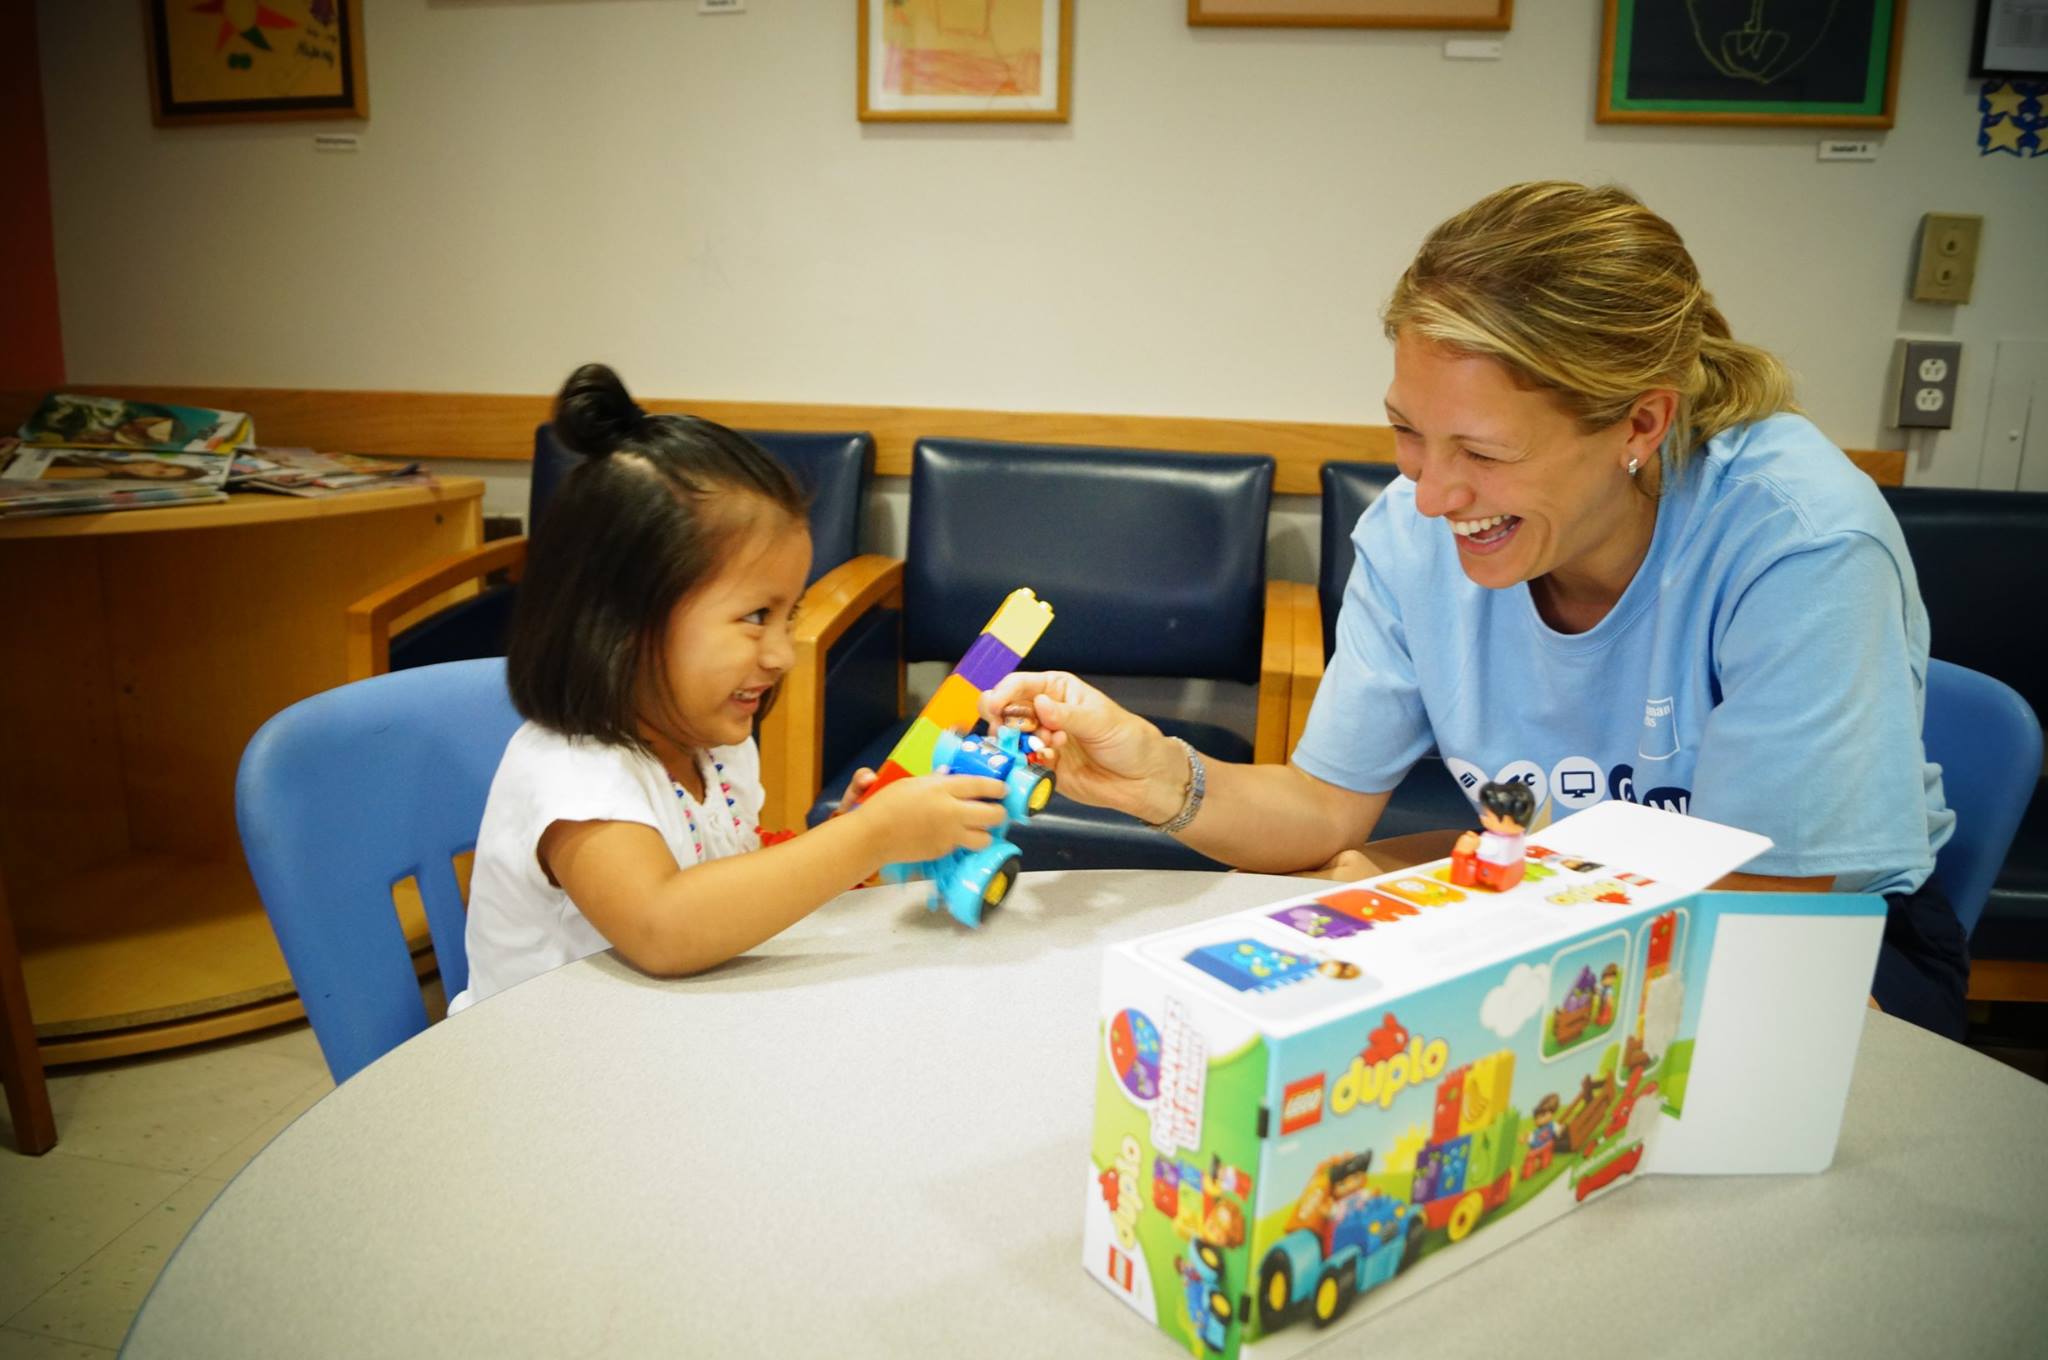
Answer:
top-left (980, 671), bottom-right (1184, 822)
top-left (857, 773), bottom-right (1009, 863)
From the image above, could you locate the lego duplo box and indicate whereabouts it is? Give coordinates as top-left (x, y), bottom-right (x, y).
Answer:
top-left (1082, 802), bottom-right (1887, 1358)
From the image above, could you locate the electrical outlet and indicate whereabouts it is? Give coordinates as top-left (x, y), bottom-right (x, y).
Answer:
top-left (1890, 339), bottom-right (1963, 430)
top-left (1911, 213), bottom-right (1982, 304)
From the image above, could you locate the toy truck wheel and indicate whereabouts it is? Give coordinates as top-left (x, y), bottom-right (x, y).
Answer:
top-left (980, 849), bottom-right (1023, 911)
top-left (1193, 1239), bottom-right (1225, 1276)
top-left (1399, 1215), bottom-right (1425, 1272)
top-left (1310, 1262), bottom-right (1353, 1328)
top-left (1445, 1191), bottom-right (1485, 1242)
top-left (1022, 765), bottom-right (1054, 815)
top-left (1259, 1254), bottom-right (1296, 1329)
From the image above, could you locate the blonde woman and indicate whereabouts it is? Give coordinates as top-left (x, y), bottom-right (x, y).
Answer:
top-left (985, 182), bottom-right (1965, 1038)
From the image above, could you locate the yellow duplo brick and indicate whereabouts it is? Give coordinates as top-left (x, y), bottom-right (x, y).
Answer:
top-left (983, 587), bottom-right (1055, 655)
top-left (1459, 1051), bottom-right (1516, 1136)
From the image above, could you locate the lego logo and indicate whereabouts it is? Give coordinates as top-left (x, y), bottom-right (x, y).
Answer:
top-left (1280, 1075), bottom-right (1325, 1134)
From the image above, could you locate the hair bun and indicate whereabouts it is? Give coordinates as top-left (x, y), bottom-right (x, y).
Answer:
top-left (552, 363), bottom-right (647, 459)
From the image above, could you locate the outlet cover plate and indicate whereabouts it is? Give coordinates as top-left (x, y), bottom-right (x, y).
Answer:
top-left (1911, 214), bottom-right (1982, 305)
top-left (1892, 339), bottom-right (1963, 430)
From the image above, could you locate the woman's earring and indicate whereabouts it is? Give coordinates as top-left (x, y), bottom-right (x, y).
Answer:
top-left (1626, 456), bottom-right (1641, 476)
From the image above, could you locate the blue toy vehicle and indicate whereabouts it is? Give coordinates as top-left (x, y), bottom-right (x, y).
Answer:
top-left (882, 727), bottom-right (1054, 926)
top-left (1175, 1237), bottom-right (1235, 1353)
top-left (1258, 1153), bottom-right (1423, 1331)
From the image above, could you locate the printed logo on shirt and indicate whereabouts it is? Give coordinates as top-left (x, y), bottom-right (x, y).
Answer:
top-left (1640, 695), bottom-right (1680, 761)
top-left (1549, 755), bottom-right (1605, 811)
top-left (1444, 757), bottom-right (1547, 820)
top-left (1608, 763), bottom-right (1692, 815)
top-left (1445, 756), bottom-right (1487, 803)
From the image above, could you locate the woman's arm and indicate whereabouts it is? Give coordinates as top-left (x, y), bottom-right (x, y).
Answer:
top-left (541, 773), bottom-right (1006, 976)
top-left (1178, 759), bottom-right (1393, 874)
top-left (1712, 871), bottom-right (1832, 893)
top-left (983, 672), bottom-right (1390, 873)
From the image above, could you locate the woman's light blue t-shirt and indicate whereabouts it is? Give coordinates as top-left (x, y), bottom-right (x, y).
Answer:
top-left (1293, 414), bottom-right (1952, 896)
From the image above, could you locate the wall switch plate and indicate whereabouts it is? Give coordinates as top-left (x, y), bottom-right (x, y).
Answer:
top-left (1911, 213), bottom-right (1982, 304)
top-left (1890, 339), bottom-right (1963, 430)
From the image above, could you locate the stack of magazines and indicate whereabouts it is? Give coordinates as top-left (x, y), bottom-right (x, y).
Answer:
top-left (1, 394), bottom-right (247, 520)
top-left (229, 447), bottom-right (429, 497)
top-left (2, 393), bottom-right (430, 520)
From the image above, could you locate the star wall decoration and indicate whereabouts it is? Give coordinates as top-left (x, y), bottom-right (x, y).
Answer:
top-left (1979, 80), bottom-right (2046, 158)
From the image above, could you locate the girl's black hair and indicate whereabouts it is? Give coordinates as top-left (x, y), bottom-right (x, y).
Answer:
top-left (1478, 780), bottom-right (1536, 828)
top-left (507, 363), bottom-right (808, 752)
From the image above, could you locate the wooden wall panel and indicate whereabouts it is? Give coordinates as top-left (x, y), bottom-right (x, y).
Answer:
top-left (0, 386), bottom-right (1904, 490)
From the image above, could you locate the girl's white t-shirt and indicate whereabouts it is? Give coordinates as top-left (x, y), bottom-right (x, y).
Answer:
top-left (449, 722), bottom-right (764, 1014)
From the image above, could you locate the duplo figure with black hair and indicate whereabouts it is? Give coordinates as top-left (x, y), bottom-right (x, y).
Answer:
top-left (449, 364), bottom-right (1009, 1012)
top-left (1450, 781), bottom-right (1536, 892)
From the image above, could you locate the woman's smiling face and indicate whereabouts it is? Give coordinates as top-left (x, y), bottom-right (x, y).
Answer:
top-left (1384, 327), bottom-right (1662, 607)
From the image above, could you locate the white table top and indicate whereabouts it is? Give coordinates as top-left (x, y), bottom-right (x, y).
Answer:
top-left (124, 871), bottom-right (2048, 1359)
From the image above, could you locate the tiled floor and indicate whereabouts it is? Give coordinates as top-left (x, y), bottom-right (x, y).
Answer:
top-left (1, 987), bottom-right (2038, 1356)
top-left (0, 979), bottom-right (444, 1357)
top-left (0, 1024), bottom-right (329, 1356)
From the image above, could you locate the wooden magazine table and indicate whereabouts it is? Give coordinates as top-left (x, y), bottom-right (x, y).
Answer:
top-left (0, 479), bottom-right (482, 1069)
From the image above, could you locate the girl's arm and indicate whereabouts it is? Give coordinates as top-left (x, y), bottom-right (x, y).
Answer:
top-left (540, 773), bottom-right (1006, 976)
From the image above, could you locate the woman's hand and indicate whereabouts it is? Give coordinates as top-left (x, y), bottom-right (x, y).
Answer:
top-left (979, 671), bottom-right (1186, 822)
top-left (854, 773), bottom-right (1008, 863)
top-left (1297, 848), bottom-right (1375, 882)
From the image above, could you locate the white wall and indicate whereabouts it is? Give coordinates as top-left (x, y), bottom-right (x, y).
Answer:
top-left (38, 0), bottom-right (2048, 500)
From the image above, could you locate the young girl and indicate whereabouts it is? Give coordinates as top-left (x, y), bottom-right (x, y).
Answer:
top-left (448, 364), bottom-right (1007, 1012)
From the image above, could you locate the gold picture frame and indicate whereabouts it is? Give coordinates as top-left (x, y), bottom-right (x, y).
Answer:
top-left (1187, 0), bottom-right (1512, 29)
top-left (858, 0), bottom-right (1073, 123)
top-left (145, 0), bottom-right (368, 127)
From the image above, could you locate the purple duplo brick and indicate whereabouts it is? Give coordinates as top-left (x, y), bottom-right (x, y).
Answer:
top-left (952, 633), bottom-right (1022, 691)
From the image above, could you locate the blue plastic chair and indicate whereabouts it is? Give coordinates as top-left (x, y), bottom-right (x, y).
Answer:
top-left (1923, 658), bottom-right (2043, 940)
top-left (237, 659), bottom-right (522, 1083)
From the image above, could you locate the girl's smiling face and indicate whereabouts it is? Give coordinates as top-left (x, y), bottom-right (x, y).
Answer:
top-left (1384, 328), bottom-right (1668, 621)
top-left (640, 509), bottom-right (812, 763)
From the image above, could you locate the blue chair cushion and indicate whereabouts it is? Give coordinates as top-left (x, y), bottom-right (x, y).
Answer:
top-left (1969, 784), bottom-right (2048, 960)
top-left (905, 439), bottom-right (1275, 681)
top-left (748, 430), bottom-right (873, 586)
top-left (1880, 486), bottom-right (2048, 963)
top-left (387, 582), bottom-right (517, 674)
top-left (1319, 460), bottom-right (1401, 659)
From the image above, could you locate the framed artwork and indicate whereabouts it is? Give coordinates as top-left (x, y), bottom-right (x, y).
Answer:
top-left (1972, 0), bottom-right (2048, 79)
top-left (859, 0), bottom-right (1072, 122)
top-left (1187, 0), bottom-right (1512, 28)
top-left (145, 0), bottom-right (368, 127)
top-left (1598, 0), bottom-right (1906, 128)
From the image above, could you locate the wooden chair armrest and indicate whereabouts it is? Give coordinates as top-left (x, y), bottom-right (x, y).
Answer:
top-left (1255, 579), bottom-right (1300, 764)
top-left (1286, 583), bottom-right (1325, 758)
top-left (345, 537), bottom-right (529, 681)
top-left (792, 554), bottom-right (906, 655)
top-left (758, 555), bottom-right (906, 831)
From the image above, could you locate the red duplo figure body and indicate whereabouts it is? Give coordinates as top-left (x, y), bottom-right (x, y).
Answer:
top-left (1449, 781), bottom-right (1537, 892)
